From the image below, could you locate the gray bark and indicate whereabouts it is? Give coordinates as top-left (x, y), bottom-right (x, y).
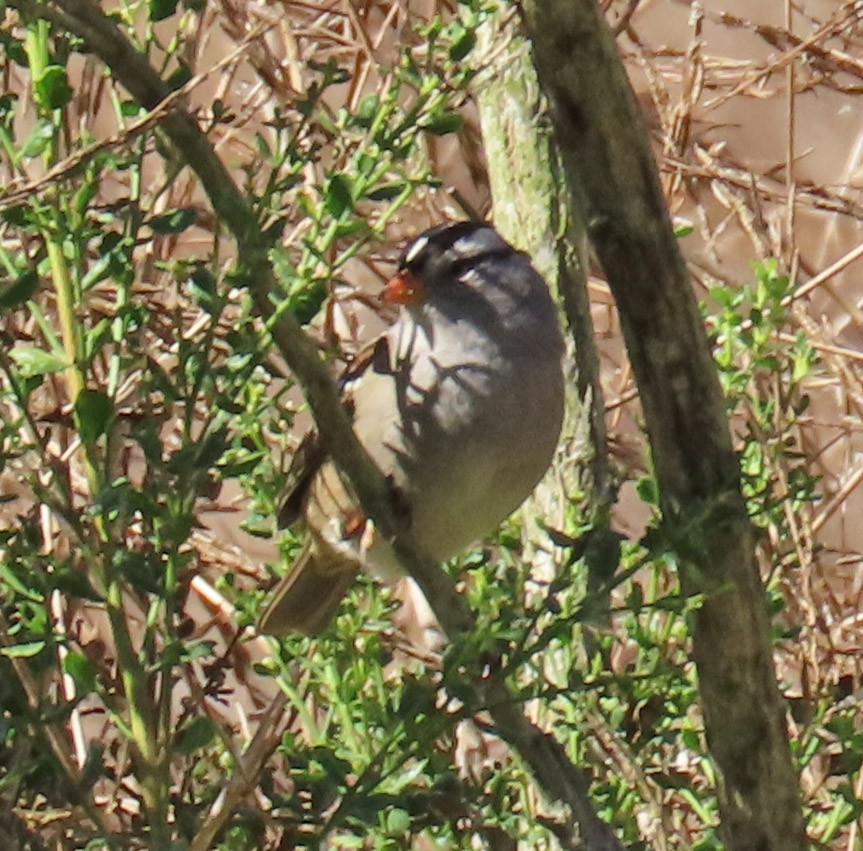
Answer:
top-left (520, 2), bottom-right (807, 850)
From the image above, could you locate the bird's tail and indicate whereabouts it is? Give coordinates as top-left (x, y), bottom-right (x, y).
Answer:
top-left (257, 544), bottom-right (358, 637)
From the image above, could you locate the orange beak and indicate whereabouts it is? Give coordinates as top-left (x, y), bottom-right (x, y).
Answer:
top-left (381, 269), bottom-right (425, 305)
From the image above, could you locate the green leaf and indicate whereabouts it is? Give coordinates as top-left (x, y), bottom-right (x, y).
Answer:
top-left (112, 548), bottom-right (163, 594)
top-left (181, 640), bottom-right (216, 662)
top-left (63, 651), bottom-right (97, 692)
top-left (194, 427), bottom-right (229, 469)
top-left (635, 475), bottom-right (659, 506)
top-left (384, 808), bottom-right (410, 836)
top-left (166, 63), bottom-right (193, 91)
top-left (174, 716), bottom-right (216, 755)
top-left (147, 207), bottom-right (197, 234)
top-left (149, 0), bottom-right (179, 21)
top-left (80, 252), bottom-right (114, 292)
top-left (334, 218), bottom-right (367, 238)
top-left (84, 318), bottom-right (112, 360)
top-left (1, 641), bottom-right (47, 658)
top-left (356, 93), bottom-right (379, 124)
top-left (421, 111), bottom-right (463, 136)
top-left (288, 280), bottom-right (326, 324)
top-left (74, 389), bottom-right (114, 446)
top-left (0, 268), bottom-right (38, 308)
top-left (0, 557), bottom-right (42, 598)
top-left (34, 65), bottom-right (73, 111)
top-left (0, 34), bottom-right (26, 68)
top-left (324, 174), bottom-right (354, 218)
top-left (448, 28), bottom-right (476, 62)
top-left (254, 132), bottom-right (272, 159)
top-left (584, 527), bottom-right (622, 585)
top-left (366, 181), bottom-right (407, 202)
top-left (9, 346), bottom-right (67, 377)
top-left (187, 266), bottom-right (221, 314)
top-left (21, 118), bottom-right (55, 159)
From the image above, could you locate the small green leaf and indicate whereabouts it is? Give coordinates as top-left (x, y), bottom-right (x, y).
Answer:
top-left (384, 808), bottom-right (411, 836)
top-left (356, 93), bottom-right (379, 123)
top-left (21, 118), bottom-right (55, 159)
top-left (324, 174), bottom-right (354, 218)
top-left (166, 63), bottom-right (193, 91)
top-left (448, 28), bottom-right (476, 62)
top-left (0, 36), bottom-right (26, 68)
top-left (63, 651), bottom-right (97, 692)
top-left (149, 0), bottom-right (179, 21)
top-left (80, 254), bottom-right (114, 292)
top-left (112, 548), bottom-right (163, 594)
top-left (9, 346), bottom-right (67, 377)
top-left (288, 280), bottom-right (326, 324)
top-left (366, 181), bottom-right (406, 202)
top-left (584, 527), bottom-right (622, 585)
top-left (174, 716), bottom-right (216, 755)
top-left (181, 640), bottom-right (216, 662)
top-left (0, 268), bottom-right (38, 308)
top-left (422, 111), bottom-right (463, 136)
top-left (241, 514), bottom-right (274, 538)
top-left (84, 318), bottom-right (111, 359)
top-left (254, 132), bottom-right (272, 159)
top-left (52, 564), bottom-right (101, 601)
top-left (148, 207), bottom-right (197, 234)
top-left (1, 641), bottom-right (47, 658)
top-left (193, 428), bottom-right (229, 469)
top-left (34, 66), bottom-right (73, 111)
top-left (74, 389), bottom-right (114, 446)
top-left (0, 558), bottom-right (42, 598)
top-left (120, 99), bottom-right (144, 118)
top-left (187, 267), bottom-right (221, 314)
top-left (636, 475), bottom-right (659, 506)
top-left (334, 218), bottom-right (367, 238)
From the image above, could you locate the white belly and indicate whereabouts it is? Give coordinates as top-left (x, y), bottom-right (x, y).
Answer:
top-left (351, 317), bottom-right (564, 578)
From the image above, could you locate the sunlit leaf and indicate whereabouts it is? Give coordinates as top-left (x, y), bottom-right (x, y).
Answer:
top-left (9, 346), bottom-right (67, 377)
top-left (34, 66), bottom-right (73, 111)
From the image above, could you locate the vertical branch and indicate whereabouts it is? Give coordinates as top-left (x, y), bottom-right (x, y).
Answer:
top-left (520, 2), bottom-right (807, 850)
top-left (474, 8), bottom-right (613, 514)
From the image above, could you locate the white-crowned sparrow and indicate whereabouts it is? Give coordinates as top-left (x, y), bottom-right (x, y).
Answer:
top-left (258, 221), bottom-right (565, 636)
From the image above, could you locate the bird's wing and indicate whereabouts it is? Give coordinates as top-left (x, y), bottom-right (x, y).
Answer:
top-left (277, 334), bottom-right (393, 528)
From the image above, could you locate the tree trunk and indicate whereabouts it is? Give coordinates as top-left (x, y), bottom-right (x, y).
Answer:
top-left (475, 8), bottom-right (613, 542)
top-left (520, 2), bottom-right (807, 850)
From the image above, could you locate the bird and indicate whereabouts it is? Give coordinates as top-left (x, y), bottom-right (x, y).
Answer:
top-left (257, 220), bottom-right (565, 636)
